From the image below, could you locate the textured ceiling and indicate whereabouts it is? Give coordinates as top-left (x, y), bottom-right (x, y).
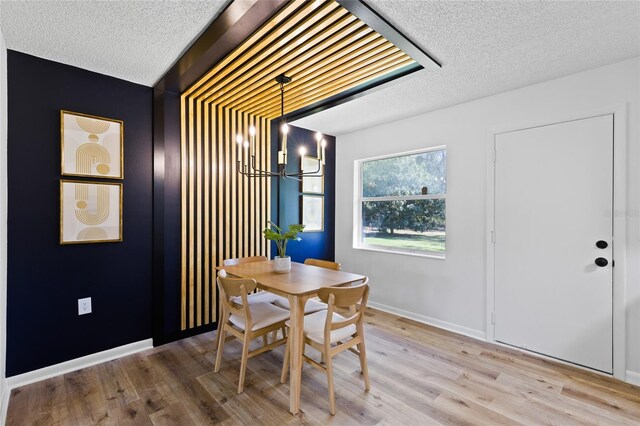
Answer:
top-left (293, 0), bottom-right (640, 135)
top-left (0, 0), bottom-right (229, 86)
top-left (1, 1), bottom-right (638, 127)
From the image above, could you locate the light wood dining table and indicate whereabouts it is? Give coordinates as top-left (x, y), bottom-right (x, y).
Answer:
top-left (221, 259), bottom-right (366, 414)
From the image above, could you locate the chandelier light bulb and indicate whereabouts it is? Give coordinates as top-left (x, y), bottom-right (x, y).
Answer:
top-left (315, 132), bottom-right (322, 142)
top-left (321, 139), bottom-right (327, 148)
top-left (281, 123), bottom-right (289, 134)
top-left (299, 146), bottom-right (307, 156)
top-left (243, 140), bottom-right (249, 149)
top-left (236, 134), bottom-right (243, 144)
top-left (249, 126), bottom-right (256, 136)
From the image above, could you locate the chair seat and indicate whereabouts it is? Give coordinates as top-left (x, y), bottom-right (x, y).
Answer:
top-left (286, 310), bottom-right (356, 344)
top-left (230, 302), bottom-right (290, 331)
top-left (231, 291), bottom-right (285, 305)
top-left (274, 297), bottom-right (328, 314)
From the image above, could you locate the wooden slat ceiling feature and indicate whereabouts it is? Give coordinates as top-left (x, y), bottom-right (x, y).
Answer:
top-left (185, 0), bottom-right (417, 120)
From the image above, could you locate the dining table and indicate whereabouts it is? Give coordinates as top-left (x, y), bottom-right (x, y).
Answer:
top-left (220, 259), bottom-right (366, 414)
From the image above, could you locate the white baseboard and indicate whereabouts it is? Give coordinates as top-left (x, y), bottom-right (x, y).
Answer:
top-left (368, 301), bottom-right (486, 341)
top-left (5, 339), bottom-right (153, 390)
top-left (0, 378), bottom-right (9, 426)
top-left (626, 370), bottom-right (640, 386)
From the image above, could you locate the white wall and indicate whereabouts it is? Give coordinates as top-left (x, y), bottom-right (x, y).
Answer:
top-left (336, 58), bottom-right (640, 377)
top-left (0, 20), bottom-right (9, 418)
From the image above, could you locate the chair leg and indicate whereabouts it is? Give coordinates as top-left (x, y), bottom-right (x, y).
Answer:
top-left (325, 351), bottom-right (336, 415)
top-left (282, 326), bottom-right (287, 338)
top-left (214, 327), bottom-right (226, 373)
top-left (238, 332), bottom-right (251, 394)
top-left (263, 335), bottom-right (269, 346)
top-left (357, 338), bottom-right (370, 391)
top-left (214, 311), bottom-right (222, 352)
top-left (280, 332), bottom-right (290, 384)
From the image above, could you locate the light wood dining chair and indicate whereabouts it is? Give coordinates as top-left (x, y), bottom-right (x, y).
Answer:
top-left (216, 269), bottom-right (271, 350)
top-left (304, 258), bottom-right (341, 271)
top-left (216, 262), bottom-right (287, 349)
top-left (280, 278), bottom-right (370, 415)
top-left (214, 275), bottom-right (290, 394)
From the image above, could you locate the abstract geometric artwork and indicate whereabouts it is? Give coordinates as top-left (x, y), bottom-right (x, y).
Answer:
top-left (301, 195), bottom-right (324, 232)
top-left (61, 110), bottom-right (123, 179)
top-left (60, 180), bottom-right (122, 244)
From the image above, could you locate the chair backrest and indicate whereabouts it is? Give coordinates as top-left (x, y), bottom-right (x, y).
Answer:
top-left (223, 256), bottom-right (268, 266)
top-left (318, 278), bottom-right (369, 335)
top-left (318, 278), bottom-right (369, 308)
top-left (304, 258), bottom-right (341, 271)
top-left (217, 276), bottom-right (257, 320)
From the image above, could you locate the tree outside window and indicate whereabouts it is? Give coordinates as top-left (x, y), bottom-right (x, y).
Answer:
top-left (356, 147), bottom-right (446, 255)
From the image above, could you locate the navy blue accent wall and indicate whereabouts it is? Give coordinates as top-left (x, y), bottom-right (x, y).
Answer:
top-left (270, 124), bottom-right (335, 263)
top-left (6, 51), bottom-right (153, 376)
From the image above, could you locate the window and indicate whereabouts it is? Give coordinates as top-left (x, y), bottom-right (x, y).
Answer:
top-left (355, 147), bottom-right (447, 257)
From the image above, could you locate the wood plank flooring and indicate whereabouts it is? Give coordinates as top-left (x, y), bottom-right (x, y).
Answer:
top-left (7, 308), bottom-right (640, 425)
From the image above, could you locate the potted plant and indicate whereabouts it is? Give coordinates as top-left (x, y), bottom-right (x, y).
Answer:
top-left (263, 221), bottom-right (305, 273)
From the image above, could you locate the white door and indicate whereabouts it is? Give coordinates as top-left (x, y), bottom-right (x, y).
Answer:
top-left (494, 114), bottom-right (613, 374)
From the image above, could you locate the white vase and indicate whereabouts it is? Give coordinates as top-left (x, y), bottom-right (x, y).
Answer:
top-left (274, 256), bottom-right (291, 273)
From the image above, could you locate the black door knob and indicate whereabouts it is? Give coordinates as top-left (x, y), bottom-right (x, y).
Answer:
top-left (596, 240), bottom-right (608, 249)
top-left (595, 257), bottom-right (608, 267)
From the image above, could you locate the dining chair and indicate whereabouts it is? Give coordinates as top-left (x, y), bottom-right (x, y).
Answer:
top-left (215, 269), bottom-right (282, 352)
top-left (221, 256), bottom-right (290, 345)
top-left (280, 278), bottom-right (370, 415)
top-left (304, 258), bottom-right (341, 271)
top-left (214, 275), bottom-right (290, 394)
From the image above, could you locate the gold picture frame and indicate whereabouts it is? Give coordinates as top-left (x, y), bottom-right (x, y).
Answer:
top-left (60, 180), bottom-right (123, 244)
top-left (301, 155), bottom-right (324, 194)
top-left (61, 110), bottom-right (124, 179)
top-left (301, 195), bottom-right (324, 232)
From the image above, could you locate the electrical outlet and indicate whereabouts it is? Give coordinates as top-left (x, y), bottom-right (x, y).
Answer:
top-left (78, 297), bottom-right (92, 315)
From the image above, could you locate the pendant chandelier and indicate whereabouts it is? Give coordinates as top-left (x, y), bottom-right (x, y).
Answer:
top-left (236, 74), bottom-right (326, 179)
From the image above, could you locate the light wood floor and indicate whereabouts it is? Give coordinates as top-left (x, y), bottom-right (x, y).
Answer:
top-left (7, 308), bottom-right (640, 425)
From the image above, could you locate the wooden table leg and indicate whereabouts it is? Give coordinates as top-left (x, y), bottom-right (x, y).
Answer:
top-left (288, 294), bottom-right (308, 414)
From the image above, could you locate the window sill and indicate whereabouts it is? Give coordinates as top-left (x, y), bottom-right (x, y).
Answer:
top-left (353, 245), bottom-right (446, 260)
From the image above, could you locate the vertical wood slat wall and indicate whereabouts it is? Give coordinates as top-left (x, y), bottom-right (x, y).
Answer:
top-left (176, 0), bottom-right (420, 331)
top-left (180, 97), bottom-right (271, 330)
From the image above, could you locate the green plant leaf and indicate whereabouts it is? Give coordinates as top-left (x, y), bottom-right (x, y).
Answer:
top-left (262, 222), bottom-right (305, 257)
top-left (267, 220), bottom-right (282, 233)
top-left (263, 229), bottom-right (285, 241)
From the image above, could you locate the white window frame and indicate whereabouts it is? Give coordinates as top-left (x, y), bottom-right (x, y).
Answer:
top-left (354, 145), bottom-right (447, 259)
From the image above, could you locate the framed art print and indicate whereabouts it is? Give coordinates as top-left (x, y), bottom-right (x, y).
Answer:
top-left (60, 180), bottom-right (122, 244)
top-left (301, 155), bottom-right (323, 194)
top-left (61, 110), bottom-right (124, 179)
top-left (301, 195), bottom-right (324, 232)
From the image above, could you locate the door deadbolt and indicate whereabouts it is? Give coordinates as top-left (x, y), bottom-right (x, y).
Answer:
top-left (595, 257), bottom-right (608, 267)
